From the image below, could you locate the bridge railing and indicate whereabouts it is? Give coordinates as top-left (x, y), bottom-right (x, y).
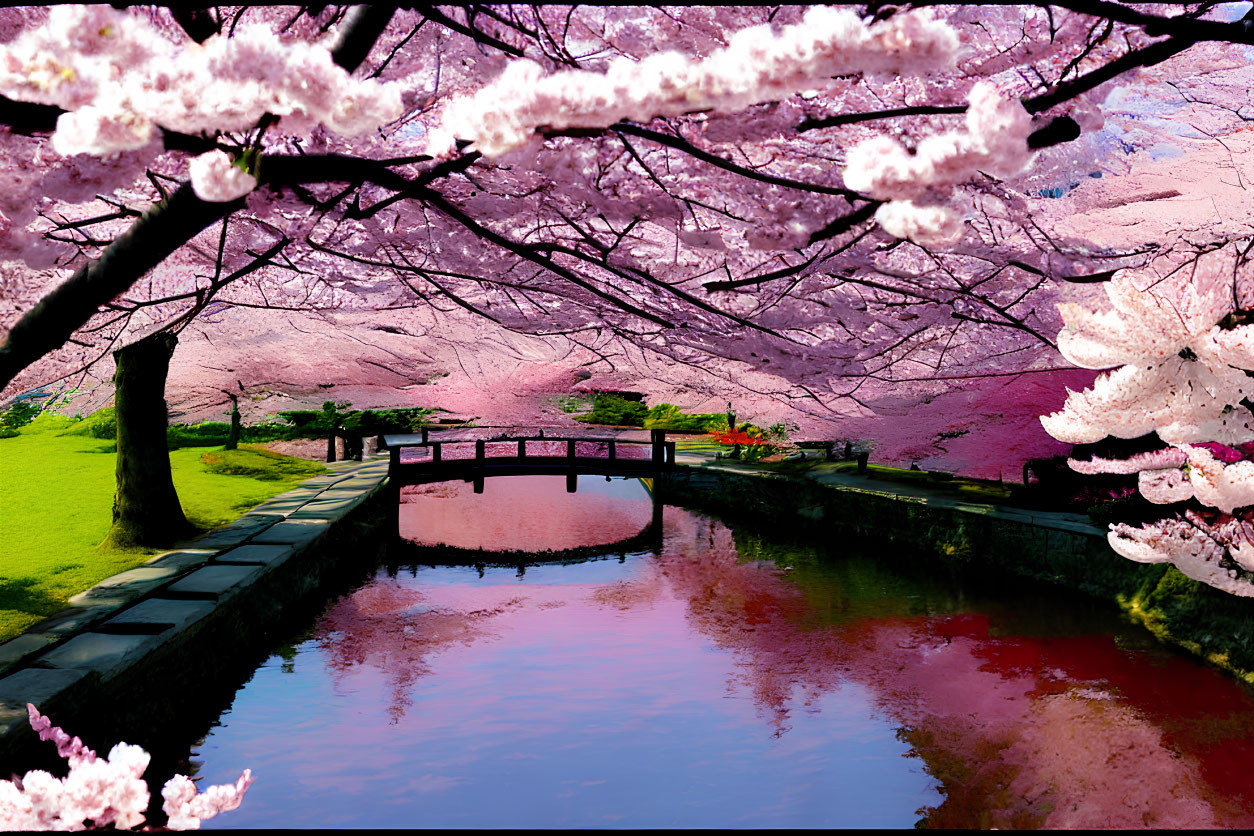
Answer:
top-left (383, 430), bottom-right (676, 472)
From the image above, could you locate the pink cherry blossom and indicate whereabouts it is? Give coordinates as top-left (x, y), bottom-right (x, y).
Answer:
top-left (188, 150), bottom-right (257, 203)
top-left (0, 705), bottom-right (253, 831)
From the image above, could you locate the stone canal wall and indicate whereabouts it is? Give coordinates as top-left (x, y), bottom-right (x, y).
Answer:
top-left (657, 462), bottom-right (1254, 685)
top-left (0, 457), bottom-right (392, 770)
top-left (5, 453), bottom-right (1254, 768)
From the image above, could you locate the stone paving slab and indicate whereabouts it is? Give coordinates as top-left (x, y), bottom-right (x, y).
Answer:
top-left (338, 475), bottom-right (387, 490)
top-left (298, 474), bottom-right (355, 488)
top-left (190, 514), bottom-right (283, 549)
top-left (105, 599), bottom-right (217, 633)
top-left (268, 486), bottom-right (327, 500)
top-left (31, 605), bottom-right (120, 640)
top-left (287, 498), bottom-right (362, 521)
top-left (0, 668), bottom-right (90, 734)
top-left (67, 566), bottom-right (184, 608)
top-left (312, 489), bottom-right (370, 503)
top-left (165, 564), bottom-right (267, 599)
top-left (245, 499), bottom-right (312, 517)
top-left (251, 520), bottom-right (329, 548)
top-left (41, 633), bottom-right (167, 681)
top-left (0, 634), bottom-right (58, 676)
top-left (214, 544), bottom-right (297, 569)
top-left (145, 550), bottom-right (215, 572)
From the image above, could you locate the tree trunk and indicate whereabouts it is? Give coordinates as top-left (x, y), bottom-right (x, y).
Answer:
top-left (225, 393), bottom-right (240, 450)
top-left (103, 333), bottom-right (194, 548)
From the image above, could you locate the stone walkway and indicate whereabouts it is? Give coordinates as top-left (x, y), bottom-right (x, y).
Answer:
top-left (673, 448), bottom-right (1105, 539)
top-left (0, 455), bottom-right (390, 738)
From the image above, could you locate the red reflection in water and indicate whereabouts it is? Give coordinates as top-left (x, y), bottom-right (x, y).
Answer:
top-left (643, 514), bottom-right (1254, 828)
top-left (310, 507), bottom-right (1254, 828)
top-left (398, 478), bottom-right (652, 552)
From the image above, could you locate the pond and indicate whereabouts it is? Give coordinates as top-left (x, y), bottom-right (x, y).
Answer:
top-left (164, 475), bottom-right (1254, 829)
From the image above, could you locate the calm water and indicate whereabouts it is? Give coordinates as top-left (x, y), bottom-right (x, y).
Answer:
top-left (175, 476), bottom-right (1254, 829)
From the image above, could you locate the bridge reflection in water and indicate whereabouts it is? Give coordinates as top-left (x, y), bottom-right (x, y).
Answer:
top-left (384, 430), bottom-right (672, 564)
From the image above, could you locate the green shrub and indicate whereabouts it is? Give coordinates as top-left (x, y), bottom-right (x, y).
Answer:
top-left (1, 401), bottom-right (40, 430)
top-left (0, 427), bottom-right (18, 439)
top-left (274, 402), bottom-right (441, 438)
top-left (199, 445), bottom-right (326, 481)
top-left (643, 404), bottom-right (725, 432)
top-left (62, 408), bottom-right (117, 439)
top-left (62, 402), bottom-right (445, 450)
top-left (167, 420), bottom-right (232, 448)
top-left (574, 394), bottom-right (649, 427)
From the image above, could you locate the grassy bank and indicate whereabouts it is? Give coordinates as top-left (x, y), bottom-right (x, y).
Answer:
top-left (0, 416), bottom-right (325, 641)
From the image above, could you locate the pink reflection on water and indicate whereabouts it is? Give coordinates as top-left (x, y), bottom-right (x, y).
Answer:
top-left (306, 506), bottom-right (1254, 829)
top-left (398, 478), bottom-right (653, 552)
top-left (645, 514), bottom-right (1254, 828)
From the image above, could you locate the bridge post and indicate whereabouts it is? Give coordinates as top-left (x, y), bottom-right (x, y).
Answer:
top-left (566, 471), bottom-right (577, 493)
top-left (421, 426), bottom-right (429, 445)
top-left (387, 476), bottom-right (400, 537)
top-left (518, 438), bottom-right (526, 458)
top-left (666, 441), bottom-right (676, 467)
top-left (476, 439), bottom-right (485, 463)
top-left (608, 439), bottom-right (616, 461)
top-left (649, 492), bottom-right (663, 550)
top-left (651, 429), bottom-right (665, 468)
top-left (389, 444), bottom-right (400, 473)
top-left (567, 439), bottom-right (576, 461)
top-left (431, 442), bottom-right (441, 463)
top-left (473, 474), bottom-right (485, 494)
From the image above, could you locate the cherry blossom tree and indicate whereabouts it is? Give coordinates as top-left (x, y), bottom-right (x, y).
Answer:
top-left (3, 4), bottom-right (1254, 543)
top-left (1042, 244), bottom-right (1254, 595)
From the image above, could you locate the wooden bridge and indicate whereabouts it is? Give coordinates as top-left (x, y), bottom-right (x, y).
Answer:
top-left (383, 429), bottom-right (676, 493)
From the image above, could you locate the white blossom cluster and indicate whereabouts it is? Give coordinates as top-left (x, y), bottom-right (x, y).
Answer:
top-left (1070, 444), bottom-right (1254, 594)
top-left (842, 82), bottom-right (1036, 245)
top-left (1045, 248), bottom-right (1254, 595)
top-left (431, 6), bottom-right (959, 157)
top-left (0, 5), bottom-right (402, 201)
top-left (0, 704), bottom-right (252, 831)
top-left (1063, 440), bottom-right (1254, 595)
top-left (1042, 260), bottom-right (1254, 445)
top-left (1109, 510), bottom-right (1254, 596)
top-left (187, 149), bottom-right (258, 203)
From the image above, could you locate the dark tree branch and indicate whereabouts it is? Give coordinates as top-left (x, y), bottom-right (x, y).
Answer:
top-left (798, 104), bottom-right (966, 133)
top-left (421, 7), bottom-right (525, 57)
top-left (607, 123), bottom-right (862, 199)
top-left (1022, 36), bottom-right (1192, 114)
top-left (0, 186), bottom-right (240, 390)
top-left (1027, 115), bottom-right (1081, 148)
top-left (170, 7), bottom-right (220, 43)
top-left (807, 202), bottom-right (881, 245)
top-left (415, 186), bottom-right (675, 328)
top-left (331, 5), bottom-right (399, 72)
top-left (0, 152), bottom-right (458, 390)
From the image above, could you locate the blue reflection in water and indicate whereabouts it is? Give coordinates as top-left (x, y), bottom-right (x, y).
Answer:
top-left (195, 497), bottom-right (939, 829)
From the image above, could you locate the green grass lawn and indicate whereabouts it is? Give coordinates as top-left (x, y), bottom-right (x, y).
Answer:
top-left (0, 415), bottom-right (325, 642)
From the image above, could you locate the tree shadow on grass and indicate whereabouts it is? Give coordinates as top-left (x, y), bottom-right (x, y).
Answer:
top-left (0, 575), bottom-right (71, 624)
